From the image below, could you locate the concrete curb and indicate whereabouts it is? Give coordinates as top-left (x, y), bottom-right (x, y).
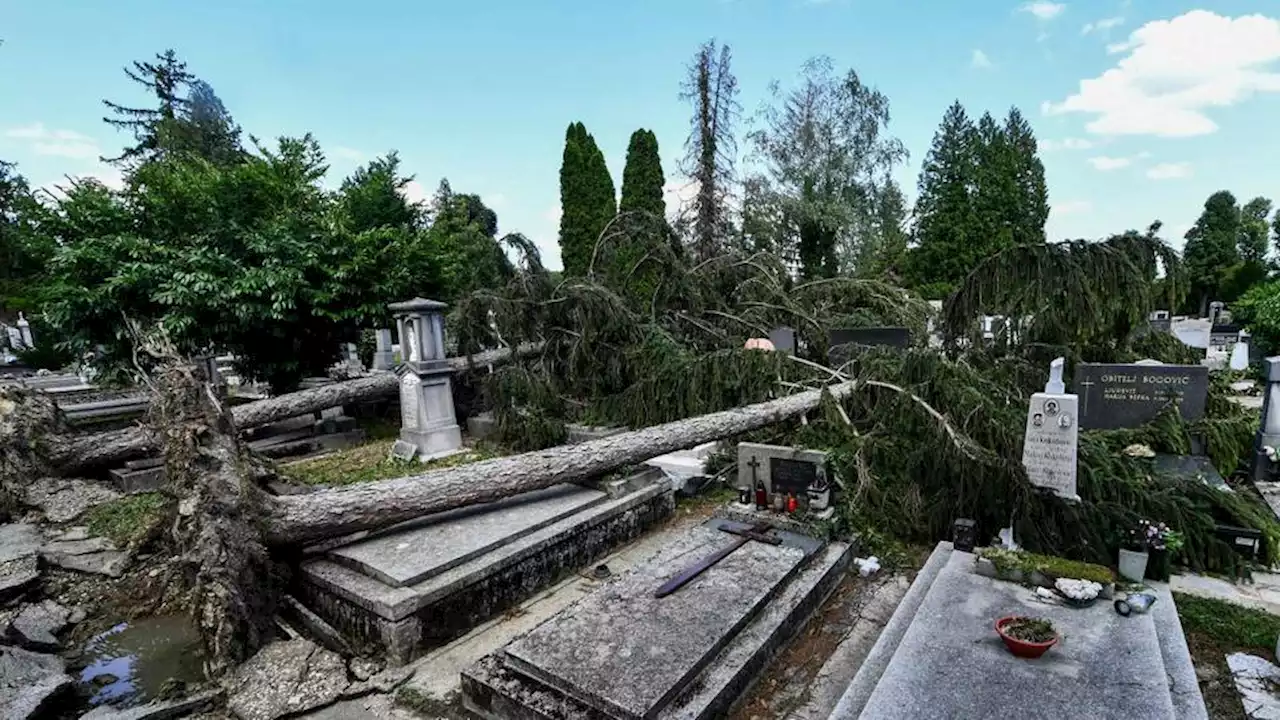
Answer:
top-left (826, 541), bottom-right (953, 719)
top-left (1151, 583), bottom-right (1210, 720)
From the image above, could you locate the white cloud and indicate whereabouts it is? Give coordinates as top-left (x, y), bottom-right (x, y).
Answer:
top-left (330, 146), bottom-right (366, 161)
top-left (1088, 155), bottom-right (1131, 170)
top-left (1146, 162), bottom-right (1192, 180)
top-left (1082, 16), bottom-right (1124, 35)
top-left (1045, 11), bottom-right (1280, 137)
top-left (1041, 137), bottom-right (1094, 151)
top-left (486, 192), bottom-right (507, 210)
top-left (400, 180), bottom-right (429, 205)
top-left (971, 49), bottom-right (993, 69)
top-left (1051, 199), bottom-right (1092, 217)
top-left (5, 123), bottom-right (102, 160)
top-left (1021, 2), bottom-right (1065, 21)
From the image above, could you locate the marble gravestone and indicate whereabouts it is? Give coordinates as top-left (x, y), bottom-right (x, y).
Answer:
top-left (388, 298), bottom-right (462, 462)
top-left (1075, 362), bottom-right (1209, 430)
top-left (1022, 358), bottom-right (1079, 500)
top-left (372, 328), bottom-right (394, 371)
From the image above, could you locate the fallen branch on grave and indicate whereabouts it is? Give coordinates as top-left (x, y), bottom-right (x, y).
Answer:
top-left (40, 342), bottom-right (542, 474)
top-left (259, 379), bottom-right (861, 545)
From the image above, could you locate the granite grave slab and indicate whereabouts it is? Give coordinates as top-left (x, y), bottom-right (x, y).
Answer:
top-left (327, 484), bottom-right (607, 587)
top-left (502, 518), bottom-right (814, 720)
top-left (1076, 362), bottom-right (1209, 430)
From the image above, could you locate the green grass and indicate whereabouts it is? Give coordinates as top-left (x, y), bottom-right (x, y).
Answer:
top-left (1175, 592), bottom-right (1280, 651)
top-left (280, 439), bottom-right (504, 487)
top-left (976, 547), bottom-right (1114, 585)
top-left (84, 493), bottom-right (170, 547)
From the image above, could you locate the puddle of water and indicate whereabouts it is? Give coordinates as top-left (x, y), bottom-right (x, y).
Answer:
top-left (78, 615), bottom-right (206, 707)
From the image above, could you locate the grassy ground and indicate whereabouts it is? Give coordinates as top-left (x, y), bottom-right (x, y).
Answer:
top-left (84, 493), bottom-right (170, 547)
top-left (279, 438), bottom-right (506, 487)
top-left (1176, 592), bottom-right (1280, 719)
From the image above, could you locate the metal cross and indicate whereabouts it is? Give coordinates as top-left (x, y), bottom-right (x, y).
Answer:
top-left (654, 522), bottom-right (782, 598)
top-left (1079, 379), bottom-right (1095, 416)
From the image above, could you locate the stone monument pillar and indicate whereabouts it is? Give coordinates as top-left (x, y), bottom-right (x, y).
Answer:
top-left (1253, 358), bottom-right (1280, 481)
top-left (372, 328), bottom-right (394, 371)
top-left (16, 312), bottom-right (33, 349)
top-left (388, 298), bottom-right (462, 462)
top-left (1021, 357), bottom-right (1080, 500)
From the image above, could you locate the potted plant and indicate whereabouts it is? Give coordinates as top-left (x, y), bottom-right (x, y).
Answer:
top-left (1119, 519), bottom-right (1181, 582)
top-left (994, 616), bottom-right (1059, 658)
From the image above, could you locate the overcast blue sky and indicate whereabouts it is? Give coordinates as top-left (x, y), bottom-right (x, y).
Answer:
top-left (2, 1), bottom-right (1278, 269)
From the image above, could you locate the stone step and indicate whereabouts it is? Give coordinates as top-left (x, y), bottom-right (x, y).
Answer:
top-left (461, 524), bottom-right (852, 720)
top-left (295, 473), bottom-right (675, 665)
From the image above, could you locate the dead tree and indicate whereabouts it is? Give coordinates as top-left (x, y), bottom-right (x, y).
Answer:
top-left (42, 343), bottom-right (542, 474)
top-left (260, 380), bottom-right (858, 545)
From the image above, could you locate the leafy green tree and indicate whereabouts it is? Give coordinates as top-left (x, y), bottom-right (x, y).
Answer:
top-left (680, 40), bottom-right (740, 261)
top-left (0, 161), bottom-right (50, 314)
top-left (103, 50), bottom-right (242, 167)
top-left (558, 122), bottom-right (616, 276)
top-left (746, 57), bottom-right (908, 280)
top-left (338, 152), bottom-right (420, 233)
top-left (1239, 197), bottom-right (1272, 264)
top-left (425, 180), bottom-right (514, 296)
top-left (905, 101), bottom-right (979, 298)
top-left (1182, 190), bottom-right (1241, 314)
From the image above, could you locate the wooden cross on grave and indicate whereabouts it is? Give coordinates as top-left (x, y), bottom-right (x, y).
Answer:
top-left (654, 522), bottom-right (782, 598)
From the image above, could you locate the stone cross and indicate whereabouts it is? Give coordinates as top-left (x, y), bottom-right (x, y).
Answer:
top-left (387, 298), bottom-right (462, 462)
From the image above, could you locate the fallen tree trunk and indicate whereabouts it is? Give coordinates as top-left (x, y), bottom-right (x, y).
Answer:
top-left (262, 380), bottom-right (857, 545)
top-left (43, 343), bottom-right (541, 473)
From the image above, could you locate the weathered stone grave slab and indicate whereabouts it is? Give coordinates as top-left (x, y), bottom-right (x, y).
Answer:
top-left (296, 470), bottom-right (675, 665)
top-left (1076, 362), bottom-right (1209, 430)
top-left (829, 542), bottom-right (1206, 720)
top-left (502, 519), bottom-right (811, 719)
top-left (328, 484), bottom-right (607, 587)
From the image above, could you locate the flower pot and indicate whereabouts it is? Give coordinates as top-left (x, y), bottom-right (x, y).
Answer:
top-left (1118, 549), bottom-right (1149, 582)
top-left (995, 616), bottom-right (1059, 659)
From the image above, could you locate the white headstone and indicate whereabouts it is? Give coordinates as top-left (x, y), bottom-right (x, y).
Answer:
top-left (16, 313), bottom-right (32, 349)
top-left (1231, 335), bottom-right (1250, 372)
top-left (400, 373), bottom-right (422, 430)
top-left (1022, 358), bottom-right (1079, 500)
top-left (406, 320), bottom-right (422, 362)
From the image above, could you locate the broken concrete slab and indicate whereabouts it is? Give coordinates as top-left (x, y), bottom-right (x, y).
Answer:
top-left (0, 645), bottom-right (73, 719)
top-left (108, 465), bottom-right (165, 494)
top-left (0, 523), bottom-right (41, 600)
top-left (1228, 653), bottom-right (1280, 720)
top-left (501, 519), bottom-right (810, 719)
top-left (827, 542), bottom-right (1206, 720)
top-left (78, 689), bottom-right (223, 719)
top-left (43, 536), bottom-right (116, 556)
top-left (53, 526), bottom-right (90, 542)
top-left (225, 639), bottom-right (349, 720)
top-left (328, 484), bottom-right (607, 587)
top-left (41, 547), bottom-right (129, 577)
top-left (24, 477), bottom-right (121, 522)
top-left (6, 599), bottom-right (71, 651)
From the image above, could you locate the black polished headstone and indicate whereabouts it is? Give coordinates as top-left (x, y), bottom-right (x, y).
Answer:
top-left (827, 327), bottom-right (912, 350)
top-left (769, 457), bottom-right (817, 495)
top-left (1210, 324), bottom-right (1241, 349)
top-left (1075, 363), bottom-right (1209, 430)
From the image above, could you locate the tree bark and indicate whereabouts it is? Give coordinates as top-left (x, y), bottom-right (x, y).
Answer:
top-left (261, 380), bottom-right (856, 546)
top-left (43, 343), bottom-right (541, 474)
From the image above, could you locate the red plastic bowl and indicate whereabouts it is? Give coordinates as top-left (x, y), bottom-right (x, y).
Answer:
top-left (995, 616), bottom-right (1059, 658)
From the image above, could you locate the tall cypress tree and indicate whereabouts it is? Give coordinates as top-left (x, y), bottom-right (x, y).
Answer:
top-left (906, 101), bottom-right (979, 298)
top-left (620, 129), bottom-right (666, 219)
top-left (558, 122), bottom-right (616, 276)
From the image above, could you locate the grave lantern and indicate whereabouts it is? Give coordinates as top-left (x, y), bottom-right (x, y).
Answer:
top-left (952, 518), bottom-right (977, 552)
top-left (387, 298), bottom-right (462, 462)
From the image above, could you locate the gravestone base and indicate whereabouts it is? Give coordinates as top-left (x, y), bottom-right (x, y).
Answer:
top-left (399, 426), bottom-right (465, 463)
top-left (462, 519), bottom-right (853, 720)
top-left (295, 470), bottom-right (675, 666)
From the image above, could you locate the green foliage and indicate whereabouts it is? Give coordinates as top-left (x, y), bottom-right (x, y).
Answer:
top-left (1233, 279), bottom-right (1280, 355)
top-left (906, 103), bottom-right (1048, 291)
top-left (943, 227), bottom-right (1185, 351)
top-left (85, 493), bottom-right (170, 547)
top-left (0, 161), bottom-right (51, 315)
top-left (1183, 190), bottom-right (1243, 313)
top-left (1174, 593), bottom-right (1280, 651)
top-left (619, 129), bottom-right (666, 219)
top-left (558, 122), bottom-right (617, 277)
top-left (745, 57), bottom-right (908, 280)
top-left (608, 130), bottom-right (675, 307)
top-left (338, 152), bottom-right (419, 232)
top-left (976, 547), bottom-right (1115, 585)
